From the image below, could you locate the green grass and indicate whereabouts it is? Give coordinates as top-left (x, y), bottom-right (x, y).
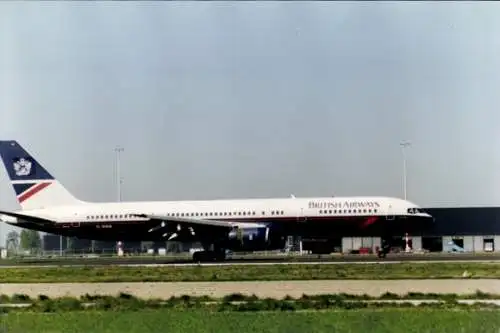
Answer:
top-left (1, 292), bottom-right (500, 313)
top-left (2, 309), bottom-right (500, 333)
top-left (0, 262), bottom-right (498, 282)
top-left (3, 290), bottom-right (500, 303)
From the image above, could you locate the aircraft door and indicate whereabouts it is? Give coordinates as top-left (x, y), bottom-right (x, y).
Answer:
top-left (386, 204), bottom-right (395, 221)
top-left (73, 213), bottom-right (81, 227)
top-left (297, 208), bottom-right (307, 223)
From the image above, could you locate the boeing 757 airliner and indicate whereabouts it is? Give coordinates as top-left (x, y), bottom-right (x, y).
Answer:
top-left (0, 140), bottom-right (432, 261)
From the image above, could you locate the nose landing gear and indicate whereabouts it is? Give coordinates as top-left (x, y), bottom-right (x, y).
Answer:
top-left (377, 237), bottom-right (390, 258)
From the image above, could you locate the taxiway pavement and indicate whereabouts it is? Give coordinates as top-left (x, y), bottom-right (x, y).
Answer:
top-left (1, 279), bottom-right (500, 299)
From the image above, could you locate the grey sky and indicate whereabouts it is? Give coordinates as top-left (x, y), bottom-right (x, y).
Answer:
top-left (1, 2), bottom-right (500, 240)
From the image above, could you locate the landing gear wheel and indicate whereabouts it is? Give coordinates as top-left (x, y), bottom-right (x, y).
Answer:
top-left (192, 250), bottom-right (226, 263)
top-left (377, 245), bottom-right (389, 259)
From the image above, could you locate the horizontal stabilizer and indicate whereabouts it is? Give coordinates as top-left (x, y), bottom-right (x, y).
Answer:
top-left (0, 210), bottom-right (56, 226)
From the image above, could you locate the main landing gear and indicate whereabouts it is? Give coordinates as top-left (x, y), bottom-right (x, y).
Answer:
top-left (377, 238), bottom-right (390, 259)
top-left (192, 250), bottom-right (226, 262)
top-left (377, 246), bottom-right (389, 258)
top-left (192, 243), bottom-right (226, 262)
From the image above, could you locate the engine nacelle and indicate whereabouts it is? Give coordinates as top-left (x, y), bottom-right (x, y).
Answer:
top-left (226, 223), bottom-right (284, 251)
top-left (228, 226), bottom-right (270, 244)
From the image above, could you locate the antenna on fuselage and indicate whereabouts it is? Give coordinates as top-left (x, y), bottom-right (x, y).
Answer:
top-left (290, 194), bottom-right (295, 198)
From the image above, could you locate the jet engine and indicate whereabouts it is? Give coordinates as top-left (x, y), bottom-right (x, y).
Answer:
top-left (228, 226), bottom-right (269, 243)
top-left (226, 224), bottom-right (284, 251)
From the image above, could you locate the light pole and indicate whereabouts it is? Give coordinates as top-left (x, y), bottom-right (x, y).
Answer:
top-left (400, 141), bottom-right (411, 200)
top-left (114, 146), bottom-right (124, 202)
top-left (114, 146), bottom-right (124, 257)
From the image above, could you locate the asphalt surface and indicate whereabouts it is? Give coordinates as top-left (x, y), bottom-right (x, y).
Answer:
top-left (1, 252), bottom-right (500, 267)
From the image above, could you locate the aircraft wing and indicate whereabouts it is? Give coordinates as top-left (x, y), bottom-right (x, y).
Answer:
top-left (132, 213), bottom-right (243, 229)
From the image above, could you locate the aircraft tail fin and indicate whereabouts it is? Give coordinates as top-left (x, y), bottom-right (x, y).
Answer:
top-left (0, 140), bottom-right (86, 210)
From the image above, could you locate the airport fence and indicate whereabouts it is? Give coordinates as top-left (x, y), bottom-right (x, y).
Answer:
top-left (4, 248), bottom-right (315, 260)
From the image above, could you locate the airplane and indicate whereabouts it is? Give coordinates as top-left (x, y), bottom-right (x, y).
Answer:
top-left (0, 140), bottom-right (433, 261)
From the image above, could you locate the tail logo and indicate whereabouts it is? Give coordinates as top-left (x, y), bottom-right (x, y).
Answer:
top-left (13, 158), bottom-right (33, 177)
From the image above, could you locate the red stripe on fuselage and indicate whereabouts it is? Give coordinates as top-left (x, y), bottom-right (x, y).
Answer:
top-left (361, 216), bottom-right (378, 228)
top-left (18, 182), bottom-right (51, 203)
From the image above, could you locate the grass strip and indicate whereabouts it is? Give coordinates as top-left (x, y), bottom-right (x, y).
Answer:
top-left (3, 309), bottom-right (500, 333)
top-left (1, 292), bottom-right (500, 313)
top-left (2, 290), bottom-right (500, 303)
top-left (0, 262), bottom-right (498, 282)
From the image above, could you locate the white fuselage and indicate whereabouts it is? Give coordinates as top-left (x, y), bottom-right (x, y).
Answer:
top-left (15, 196), bottom-right (430, 224)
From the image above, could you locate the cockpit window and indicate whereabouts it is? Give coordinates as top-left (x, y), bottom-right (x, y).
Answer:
top-left (407, 208), bottom-right (422, 214)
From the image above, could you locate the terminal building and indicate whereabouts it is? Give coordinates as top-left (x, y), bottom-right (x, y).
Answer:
top-left (304, 206), bottom-right (500, 254)
top-left (418, 206), bottom-right (500, 253)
